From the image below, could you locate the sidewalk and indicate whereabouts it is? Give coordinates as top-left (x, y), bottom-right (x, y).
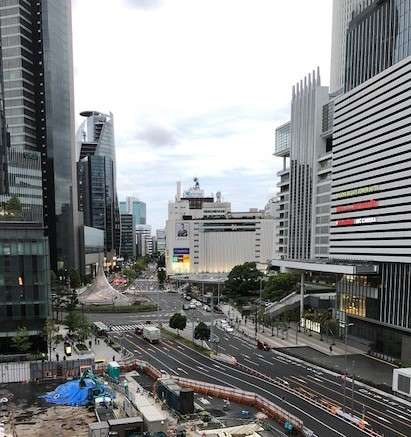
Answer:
top-left (221, 304), bottom-right (396, 390)
top-left (53, 325), bottom-right (129, 363)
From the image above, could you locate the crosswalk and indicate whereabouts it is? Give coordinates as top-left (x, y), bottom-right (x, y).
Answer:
top-left (110, 323), bottom-right (142, 332)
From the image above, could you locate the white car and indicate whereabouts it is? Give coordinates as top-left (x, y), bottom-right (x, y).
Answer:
top-left (189, 302), bottom-right (196, 309)
top-left (130, 286), bottom-right (136, 290)
top-left (224, 326), bottom-right (234, 333)
top-left (195, 301), bottom-right (202, 307)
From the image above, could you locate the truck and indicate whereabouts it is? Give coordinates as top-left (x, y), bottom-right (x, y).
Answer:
top-left (143, 325), bottom-right (161, 344)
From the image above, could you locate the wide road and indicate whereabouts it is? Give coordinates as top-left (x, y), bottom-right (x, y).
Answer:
top-left (92, 290), bottom-right (411, 437)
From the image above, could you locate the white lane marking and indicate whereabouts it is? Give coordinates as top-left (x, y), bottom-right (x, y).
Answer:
top-left (387, 410), bottom-right (410, 421)
top-left (213, 364), bottom-right (222, 369)
top-left (243, 354), bottom-right (250, 359)
top-left (218, 346), bottom-right (226, 352)
top-left (177, 367), bottom-right (188, 375)
top-left (306, 375), bottom-right (324, 383)
top-left (197, 366), bottom-right (209, 373)
top-left (256, 353), bottom-right (264, 358)
top-left (177, 345), bottom-right (184, 350)
top-left (367, 411), bottom-right (392, 424)
top-left (244, 358), bottom-right (257, 366)
top-left (165, 343), bottom-right (347, 437)
top-left (258, 357), bottom-right (273, 365)
top-left (230, 345), bottom-right (239, 350)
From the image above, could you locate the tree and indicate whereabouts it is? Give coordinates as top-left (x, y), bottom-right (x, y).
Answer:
top-left (224, 262), bottom-right (263, 299)
top-left (64, 289), bottom-right (79, 312)
top-left (76, 315), bottom-right (92, 344)
top-left (12, 326), bottom-right (31, 353)
top-left (64, 311), bottom-right (91, 343)
top-left (5, 196), bottom-right (22, 215)
top-left (194, 322), bottom-right (210, 345)
top-left (68, 268), bottom-right (81, 289)
top-left (169, 313), bottom-right (187, 336)
top-left (157, 269), bottom-right (166, 286)
top-left (64, 310), bottom-right (82, 336)
top-left (43, 319), bottom-right (60, 359)
top-left (263, 273), bottom-right (299, 302)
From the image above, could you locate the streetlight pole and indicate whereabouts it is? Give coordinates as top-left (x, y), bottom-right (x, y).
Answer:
top-left (343, 321), bottom-right (354, 413)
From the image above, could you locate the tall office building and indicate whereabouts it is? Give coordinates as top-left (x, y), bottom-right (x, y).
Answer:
top-left (282, 69), bottom-right (330, 260)
top-left (156, 228), bottom-right (166, 255)
top-left (272, 0), bottom-right (411, 362)
top-left (119, 213), bottom-right (136, 260)
top-left (136, 224), bottom-right (152, 257)
top-left (119, 196), bottom-right (146, 225)
top-left (77, 111), bottom-right (119, 258)
top-left (0, 0), bottom-right (79, 272)
top-left (0, 66), bottom-right (50, 349)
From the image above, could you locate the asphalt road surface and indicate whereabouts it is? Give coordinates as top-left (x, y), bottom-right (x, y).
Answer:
top-left (91, 290), bottom-right (411, 437)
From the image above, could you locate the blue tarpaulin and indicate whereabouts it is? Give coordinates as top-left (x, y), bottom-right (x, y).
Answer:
top-left (40, 378), bottom-right (114, 407)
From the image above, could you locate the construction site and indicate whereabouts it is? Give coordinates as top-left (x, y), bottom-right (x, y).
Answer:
top-left (0, 352), bottom-right (312, 437)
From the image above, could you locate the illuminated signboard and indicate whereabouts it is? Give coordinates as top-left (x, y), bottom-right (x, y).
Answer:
top-left (336, 199), bottom-right (378, 213)
top-left (172, 248), bottom-right (190, 273)
top-left (336, 217), bottom-right (376, 226)
top-left (300, 318), bottom-right (321, 334)
top-left (335, 185), bottom-right (379, 199)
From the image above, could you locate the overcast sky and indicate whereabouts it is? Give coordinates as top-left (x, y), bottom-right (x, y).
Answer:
top-left (72, 0), bottom-right (332, 231)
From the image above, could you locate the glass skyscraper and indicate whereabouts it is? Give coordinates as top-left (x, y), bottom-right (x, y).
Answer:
top-left (77, 111), bottom-right (119, 257)
top-left (0, 0), bottom-right (79, 272)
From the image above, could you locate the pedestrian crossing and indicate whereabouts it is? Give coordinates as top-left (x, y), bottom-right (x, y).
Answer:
top-left (109, 323), bottom-right (143, 332)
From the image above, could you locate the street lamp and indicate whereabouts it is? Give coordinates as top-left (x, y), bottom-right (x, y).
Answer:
top-left (343, 321), bottom-right (354, 413)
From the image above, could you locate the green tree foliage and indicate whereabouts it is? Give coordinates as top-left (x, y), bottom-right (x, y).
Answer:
top-left (169, 312), bottom-right (187, 335)
top-left (157, 254), bottom-right (165, 268)
top-left (64, 289), bottom-right (79, 312)
top-left (68, 268), bottom-right (81, 289)
top-left (43, 319), bottom-right (60, 359)
top-left (5, 196), bottom-right (22, 214)
top-left (12, 326), bottom-right (31, 353)
top-left (263, 273), bottom-right (299, 302)
top-left (157, 269), bottom-right (166, 285)
top-left (64, 311), bottom-right (91, 343)
top-left (194, 322), bottom-right (210, 342)
top-left (224, 262), bottom-right (263, 298)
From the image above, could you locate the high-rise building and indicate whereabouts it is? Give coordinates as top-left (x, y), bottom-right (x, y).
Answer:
top-left (156, 228), bottom-right (166, 255)
top-left (120, 196), bottom-right (146, 225)
top-left (0, 0), bottom-right (79, 272)
top-left (0, 68), bottom-right (50, 349)
top-left (119, 213), bottom-right (136, 260)
top-left (136, 224), bottom-right (152, 257)
top-left (77, 111), bottom-right (119, 258)
top-left (272, 0), bottom-right (411, 363)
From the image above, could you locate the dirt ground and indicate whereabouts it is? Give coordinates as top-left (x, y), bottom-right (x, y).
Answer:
top-left (0, 383), bottom-right (96, 437)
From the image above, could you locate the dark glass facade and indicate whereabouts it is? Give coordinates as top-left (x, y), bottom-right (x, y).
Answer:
top-left (77, 112), bottom-right (119, 256)
top-left (120, 213), bottom-right (135, 260)
top-left (345, 0), bottom-right (411, 91)
top-left (0, 223), bottom-right (50, 340)
top-left (0, 0), bottom-right (78, 272)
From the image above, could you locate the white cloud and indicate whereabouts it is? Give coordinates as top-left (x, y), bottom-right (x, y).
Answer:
top-left (72, 0), bottom-right (332, 229)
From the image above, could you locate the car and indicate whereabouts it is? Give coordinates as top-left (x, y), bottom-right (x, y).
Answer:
top-left (183, 303), bottom-right (191, 310)
top-left (185, 295), bottom-right (192, 301)
top-left (189, 302), bottom-right (196, 309)
top-left (224, 326), bottom-right (234, 333)
top-left (195, 301), bottom-right (202, 307)
top-left (209, 334), bottom-right (220, 343)
top-left (130, 286), bottom-right (136, 290)
top-left (135, 324), bottom-right (144, 335)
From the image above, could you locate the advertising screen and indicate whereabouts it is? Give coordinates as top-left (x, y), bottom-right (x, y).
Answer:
top-left (172, 247), bottom-right (190, 273)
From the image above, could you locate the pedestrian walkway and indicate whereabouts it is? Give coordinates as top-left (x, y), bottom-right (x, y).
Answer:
top-left (53, 325), bottom-right (128, 363)
top-left (221, 304), bottom-right (363, 356)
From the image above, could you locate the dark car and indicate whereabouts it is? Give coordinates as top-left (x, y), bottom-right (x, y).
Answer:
top-left (135, 324), bottom-right (144, 335)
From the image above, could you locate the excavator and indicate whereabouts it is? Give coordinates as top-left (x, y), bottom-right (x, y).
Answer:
top-left (79, 368), bottom-right (113, 406)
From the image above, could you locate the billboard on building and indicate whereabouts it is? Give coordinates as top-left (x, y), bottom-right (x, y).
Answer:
top-left (175, 222), bottom-right (189, 239)
top-left (172, 247), bottom-right (190, 273)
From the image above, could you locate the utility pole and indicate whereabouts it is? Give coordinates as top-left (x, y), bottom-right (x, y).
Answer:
top-left (300, 272), bottom-right (304, 331)
top-left (343, 322), bottom-right (353, 413)
top-left (351, 360), bottom-right (355, 415)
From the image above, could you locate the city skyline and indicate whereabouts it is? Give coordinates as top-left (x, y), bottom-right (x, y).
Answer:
top-left (71, 0), bottom-right (333, 229)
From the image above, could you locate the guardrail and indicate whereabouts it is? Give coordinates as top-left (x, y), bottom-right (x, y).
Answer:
top-left (113, 357), bottom-right (309, 436)
top-left (237, 362), bottom-right (383, 437)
